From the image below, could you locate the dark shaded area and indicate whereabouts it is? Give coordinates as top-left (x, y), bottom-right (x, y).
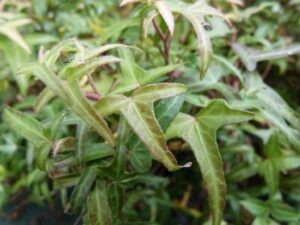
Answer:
top-left (1, 203), bottom-right (76, 225)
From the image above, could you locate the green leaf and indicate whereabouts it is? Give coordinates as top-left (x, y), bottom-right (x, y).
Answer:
top-left (36, 143), bottom-right (51, 171)
top-left (108, 182), bottom-right (124, 219)
top-left (112, 48), bottom-right (180, 94)
top-left (87, 180), bottom-right (113, 225)
top-left (270, 202), bottom-right (300, 222)
top-left (233, 43), bottom-right (300, 71)
top-left (127, 95), bottom-right (185, 173)
top-left (35, 42), bottom-right (124, 111)
top-left (3, 107), bottom-right (49, 147)
top-left (259, 159), bottom-right (279, 194)
top-left (243, 73), bottom-right (300, 151)
top-left (71, 167), bottom-right (98, 212)
top-left (81, 144), bottom-right (114, 162)
top-left (96, 83), bottom-right (188, 171)
top-left (241, 198), bottom-right (269, 216)
top-left (0, 17), bottom-right (31, 53)
top-left (0, 37), bottom-right (30, 95)
top-left (166, 100), bottom-right (253, 225)
top-left (19, 63), bottom-right (115, 146)
top-left (110, 116), bottom-right (129, 178)
top-left (252, 217), bottom-right (270, 225)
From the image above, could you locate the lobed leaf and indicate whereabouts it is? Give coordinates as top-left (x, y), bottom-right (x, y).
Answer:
top-left (19, 63), bottom-right (115, 145)
top-left (96, 83), bottom-right (188, 171)
top-left (166, 100), bottom-right (253, 225)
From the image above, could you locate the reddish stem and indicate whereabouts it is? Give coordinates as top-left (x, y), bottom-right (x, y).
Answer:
top-left (84, 92), bottom-right (101, 101)
top-left (152, 18), bottom-right (171, 65)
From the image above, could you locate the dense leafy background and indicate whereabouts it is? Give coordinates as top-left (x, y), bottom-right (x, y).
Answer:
top-left (0, 0), bottom-right (300, 225)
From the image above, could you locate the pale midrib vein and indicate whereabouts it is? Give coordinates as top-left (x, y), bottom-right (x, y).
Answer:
top-left (13, 117), bottom-right (48, 142)
top-left (192, 122), bottom-right (222, 209)
top-left (67, 83), bottom-right (108, 131)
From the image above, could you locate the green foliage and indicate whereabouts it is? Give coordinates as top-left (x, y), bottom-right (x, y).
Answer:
top-left (1, 1), bottom-right (300, 225)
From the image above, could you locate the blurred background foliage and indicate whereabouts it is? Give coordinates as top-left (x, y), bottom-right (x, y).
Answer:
top-left (0, 0), bottom-right (300, 225)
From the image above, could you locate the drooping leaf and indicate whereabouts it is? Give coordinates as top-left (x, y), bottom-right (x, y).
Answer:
top-left (166, 100), bottom-right (253, 225)
top-left (96, 83), bottom-right (188, 171)
top-left (3, 107), bottom-right (50, 147)
top-left (168, 0), bottom-right (227, 78)
top-left (154, 0), bottom-right (175, 35)
top-left (87, 180), bottom-right (113, 225)
top-left (142, 0), bottom-right (226, 78)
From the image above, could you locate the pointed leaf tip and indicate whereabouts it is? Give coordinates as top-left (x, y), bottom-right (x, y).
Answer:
top-left (120, 0), bottom-right (140, 7)
top-left (155, 0), bottom-right (175, 35)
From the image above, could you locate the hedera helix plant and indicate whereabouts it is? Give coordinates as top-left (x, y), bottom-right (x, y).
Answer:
top-left (3, 0), bottom-right (300, 224)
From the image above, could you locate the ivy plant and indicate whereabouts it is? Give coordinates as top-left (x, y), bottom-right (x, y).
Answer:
top-left (1, 0), bottom-right (300, 225)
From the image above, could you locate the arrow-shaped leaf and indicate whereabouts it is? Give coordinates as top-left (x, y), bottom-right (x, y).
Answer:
top-left (95, 83), bottom-right (188, 171)
top-left (166, 100), bottom-right (253, 225)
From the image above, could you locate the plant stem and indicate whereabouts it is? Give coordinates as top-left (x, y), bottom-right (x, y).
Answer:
top-left (87, 74), bottom-right (100, 95)
top-left (153, 18), bottom-right (171, 65)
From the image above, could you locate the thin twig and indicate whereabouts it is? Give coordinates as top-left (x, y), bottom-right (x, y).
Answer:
top-left (73, 209), bottom-right (86, 225)
top-left (87, 74), bottom-right (100, 95)
top-left (152, 18), bottom-right (171, 65)
top-left (164, 31), bottom-right (171, 65)
top-left (153, 18), bottom-right (166, 42)
top-left (262, 63), bottom-right (272, 80)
